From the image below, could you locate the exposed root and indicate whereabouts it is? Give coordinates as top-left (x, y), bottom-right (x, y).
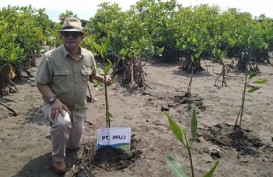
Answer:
top-left (0, 62), bottom-right (18, 95)
top-left (0, 102), bottom-right (17, 116)
top-left (214, 61), bottom-right (235, 87)
top-left (121, 59), bottom-right (149, 90)
top-left (179, 58), bottom-right (205, 73)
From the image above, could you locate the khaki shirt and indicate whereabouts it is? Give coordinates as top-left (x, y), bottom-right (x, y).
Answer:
top-left (36, 45), bottom-right (96, 121)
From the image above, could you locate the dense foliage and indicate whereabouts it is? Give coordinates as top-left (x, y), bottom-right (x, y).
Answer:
top-left (83, 0), bottom-right (273, 73)
top-left (0, 5), bottom-right (59, 75)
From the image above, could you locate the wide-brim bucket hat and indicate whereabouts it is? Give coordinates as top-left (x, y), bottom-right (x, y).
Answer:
top-left (59, 17), bottom-right (83, 33)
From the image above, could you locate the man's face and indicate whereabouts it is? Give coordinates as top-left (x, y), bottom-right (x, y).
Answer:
top-left (60, 31), bottom-right (83, 49)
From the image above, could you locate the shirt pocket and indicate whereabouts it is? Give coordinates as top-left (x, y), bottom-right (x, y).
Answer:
top-left (80, 75), bottom-right (89, 86)
top-left (80, 66), bottom-right (92, 86)
top-left (53, 70), bottom-right (71, 92)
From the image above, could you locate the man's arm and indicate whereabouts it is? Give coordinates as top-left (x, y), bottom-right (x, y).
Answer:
top-left (37, 83), bottom-right (69, 119)
top-left (37, 83), bottom-right (55, 100)
top-left (89, 73), bottom-right (112, 85)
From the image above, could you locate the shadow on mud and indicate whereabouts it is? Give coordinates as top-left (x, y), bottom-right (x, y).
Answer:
top-left (11, 152), bottom-right (62, 177)
top-left (11, 149), bottom-right (95, 177)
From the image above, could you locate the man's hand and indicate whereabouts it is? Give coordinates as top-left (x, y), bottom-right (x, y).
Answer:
top-left (91, 73), bottom-right (112, 86)
top-left (104, 75), bottom-right (112, 86)
top-left (51, 99), bottom-right (69, 120)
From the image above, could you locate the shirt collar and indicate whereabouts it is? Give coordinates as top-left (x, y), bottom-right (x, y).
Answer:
top-left (61, 45), bottom-right (85, 60)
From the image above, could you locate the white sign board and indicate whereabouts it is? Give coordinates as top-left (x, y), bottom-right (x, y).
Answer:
top-left (96, 127), bottom-right (132, 150)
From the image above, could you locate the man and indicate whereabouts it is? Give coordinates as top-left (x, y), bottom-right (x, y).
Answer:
top-left (36, 17), bottom-right (111, 174)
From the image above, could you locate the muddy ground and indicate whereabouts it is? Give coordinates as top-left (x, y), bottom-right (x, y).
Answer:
top-left (0, 58), bottom-right (273, 177)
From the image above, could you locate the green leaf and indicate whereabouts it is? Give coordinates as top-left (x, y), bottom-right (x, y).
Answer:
top-left (191, 107), bottom-right (197, 140)
top-left (253, 80), bottom-right (267, 85)
top-left (93, 80), bottom-right (103, 90)
top-left (10, 50), bottom-right (17, 61)
top-left (107, 111), bottom-right (113, 121)
top-left (103, 65), bottom-right (112, 75)
top-left (192, 37), bottom-right (197, 44)
top-left (194, 53), bottom-right (200, 59)
top-left (247, 86), bottom-right (259, 93)
top-left (19, 48), bottom-right (24, 56)
top-left (92, 41), bottom-right (103, 57)
top-left (106, 59), bottom-right (113, 66)
top-left (262, 43), bottom-right (268, 50)
top-left (158, 47), bottom-right (165, 55)
top-left (203, 161), bottom-right (219, 177)
top-left (248, 72), bottom-right (256, 80)
top-left (131, 41), bottom-right (139, 49)
top-left (119, 48), bottom-right (128, 56)
top-left (166, 155), bottom-right (189, 177)
top-left (247, 36), bottom-right (251, 45)
top-left (102, 38), bottom-right (110, 56)
top-left (0, 48), bottom-right (5, 57)
top-left (165, 112), bottom-right (185, 145)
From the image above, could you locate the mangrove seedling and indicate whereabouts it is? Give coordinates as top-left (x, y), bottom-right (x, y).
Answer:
top-left (91, 38), bottom-right (113, 128)
top-left (165, 108), bottom-right (219, 177)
